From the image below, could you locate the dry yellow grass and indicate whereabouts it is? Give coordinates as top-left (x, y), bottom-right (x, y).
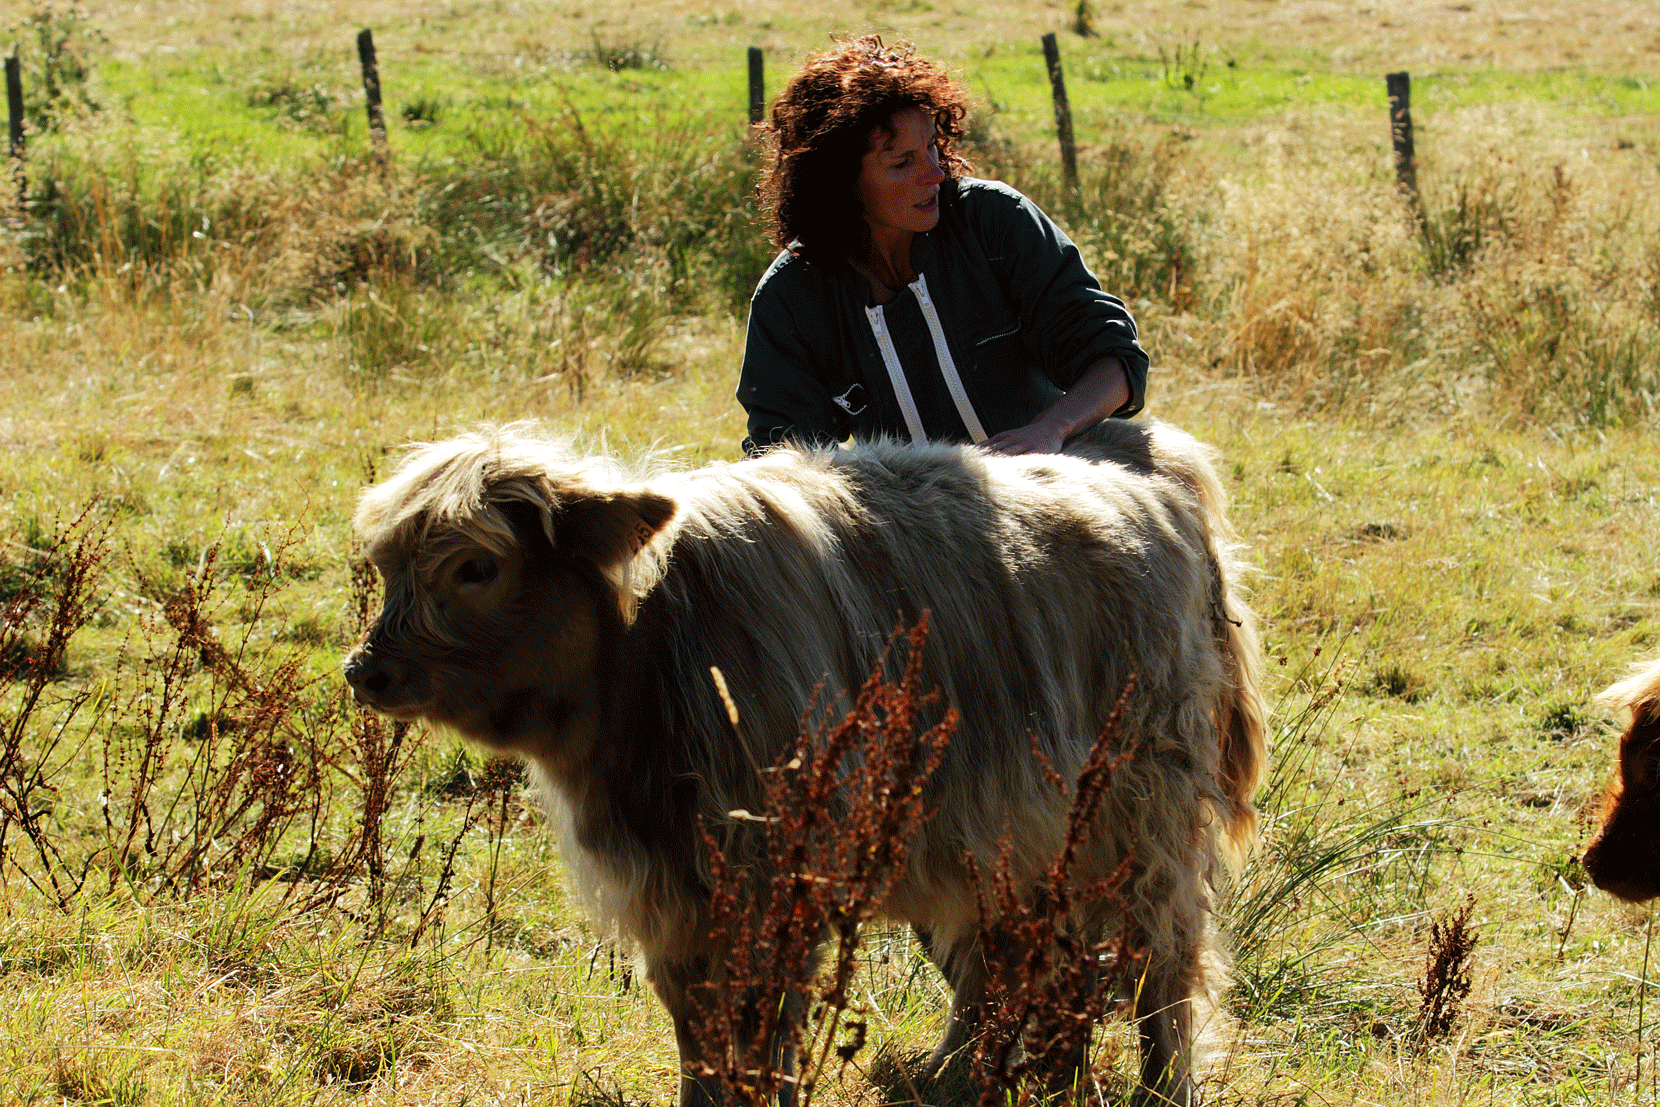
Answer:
top-left (78, 0), bottom-right (1660, 71)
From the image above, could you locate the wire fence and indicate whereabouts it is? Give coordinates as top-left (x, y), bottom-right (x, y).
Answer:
top-left (1, 28), bottom-right (1414, 219)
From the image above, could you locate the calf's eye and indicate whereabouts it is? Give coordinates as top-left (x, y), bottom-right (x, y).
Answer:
top-left (456, 557), bottom-right (499, 586)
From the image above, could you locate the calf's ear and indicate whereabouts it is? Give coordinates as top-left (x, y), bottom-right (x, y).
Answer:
top-left (553, 489), bottom-right (677, 571)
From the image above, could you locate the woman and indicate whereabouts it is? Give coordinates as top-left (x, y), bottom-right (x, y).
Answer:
top-left (737, 36), bottom-right (1149, 457)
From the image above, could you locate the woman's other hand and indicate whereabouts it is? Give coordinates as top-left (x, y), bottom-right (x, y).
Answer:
top-left (979, 422), bottom-right (1067, 456)
top-left (978, 356), bottom-right (1130, 456)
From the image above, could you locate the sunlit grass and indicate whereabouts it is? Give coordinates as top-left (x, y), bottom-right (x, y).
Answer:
top-left (84, 7), bottom-right (1660, 172)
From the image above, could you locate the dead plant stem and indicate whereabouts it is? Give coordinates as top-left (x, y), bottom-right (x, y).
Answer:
top-left (1643, 904), bottom-right (1655, 1105)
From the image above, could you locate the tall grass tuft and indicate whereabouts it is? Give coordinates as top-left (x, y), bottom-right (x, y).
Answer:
top-left (1415, 174), bottom-right (1515, 280)
top-left (432, 107), bottom-right (770, 308)
top-left (1228, 644), bottom-right (1459, 1023)
top-left (1466, 269), bottom-right (1660, 426)
top-left (1186, 119), bottom-right (1660, 424)
top-left (19, 106), bottom-right (772, 391)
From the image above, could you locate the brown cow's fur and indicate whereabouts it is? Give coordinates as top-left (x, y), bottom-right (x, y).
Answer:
top-left (1584, 657), bottom-right (1660, 902)
top-left (343, 419), bottom-right (1267, 1106)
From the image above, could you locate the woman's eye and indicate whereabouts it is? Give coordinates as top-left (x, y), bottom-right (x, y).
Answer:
top-left (456, 558), bottom-right (498, 586)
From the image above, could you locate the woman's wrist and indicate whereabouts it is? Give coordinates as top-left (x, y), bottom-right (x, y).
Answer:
top-left (1053, 357), bottom-right (1130, 439)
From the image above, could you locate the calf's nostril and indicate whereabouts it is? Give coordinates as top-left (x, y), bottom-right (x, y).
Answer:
top-left (344, 653), bottom-right (383, 692)
top-left (344, 650), bottom-right (403, 701)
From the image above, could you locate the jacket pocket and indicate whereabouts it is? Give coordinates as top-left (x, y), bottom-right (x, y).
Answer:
top-left (974, 320), bottom-right (1021, 347)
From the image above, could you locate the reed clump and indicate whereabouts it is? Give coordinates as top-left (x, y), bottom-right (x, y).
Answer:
top-left (1166, 110), bottom-right (1660, 425)
top-left (12, 106), bottom-right (771, 396)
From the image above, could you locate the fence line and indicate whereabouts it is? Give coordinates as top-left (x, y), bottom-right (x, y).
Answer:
top-left (1386, 71), bottom-right (1417, 197)
top-left (1040, 33), bottom-right (1079, 194)
top-left (5, 55), bottom-right (22, 208)
top-left (0, 32), bottom-right (1432, 207)
top-left (356, 28), bottom-right (390, 166)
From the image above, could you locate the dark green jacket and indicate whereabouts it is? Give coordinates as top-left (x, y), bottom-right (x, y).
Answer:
top-left (737, 177), bottom-right (1149, 455)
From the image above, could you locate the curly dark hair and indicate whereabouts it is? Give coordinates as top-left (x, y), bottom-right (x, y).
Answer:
top-left (759, 36), bottom-right (972, 268)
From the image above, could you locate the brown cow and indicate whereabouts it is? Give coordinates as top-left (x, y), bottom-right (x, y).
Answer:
top-left (1583, 657), bottom-right (1660, 901)
top-left (342, 418), bottom-right (1266, 1107)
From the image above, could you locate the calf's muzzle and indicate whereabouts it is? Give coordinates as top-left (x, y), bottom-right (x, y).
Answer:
top-left (342, 643), bottom-right (418, 710)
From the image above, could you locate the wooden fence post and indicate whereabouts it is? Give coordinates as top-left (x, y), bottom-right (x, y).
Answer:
top-left (1041, 33), bottom-right (1078, 194)
top-left (747, 46), bottom-right (764, 125)
top-left (357, 29), bottom-right (389, 166)
top-left (1386, 71), bottom-right (1416, 197)
top-left (5, 55), bottom-right (23, 206)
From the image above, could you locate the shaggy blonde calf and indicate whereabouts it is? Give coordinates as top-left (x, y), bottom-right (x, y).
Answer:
top-left (343, 419), bottom-right (1266, 1106)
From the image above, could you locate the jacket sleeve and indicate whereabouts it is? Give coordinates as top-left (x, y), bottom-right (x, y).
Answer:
top-left (736, 269), bottom-right (853, 456)
top-left (973, 184), bottom-right (1149, 417)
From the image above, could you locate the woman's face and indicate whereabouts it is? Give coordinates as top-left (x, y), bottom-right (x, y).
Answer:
top-left (855, 108), bottom-right (946, 244)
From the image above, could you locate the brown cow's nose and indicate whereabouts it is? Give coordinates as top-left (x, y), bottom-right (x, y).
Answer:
top-left (1584, 826), bottom-right (1660, 903)
top-left (343, 650), bottom-right (399, 700)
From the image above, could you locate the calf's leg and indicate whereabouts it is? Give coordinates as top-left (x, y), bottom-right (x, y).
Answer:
top-left (917, 918), bottom-right (1202, 1105)
top-left (912, 925), bottom-right (989, 1077)
top-left (918, 921), bottom-right (1108, 1094)
top-left (1132, 957), bottom-right (1196, 1107)
top-left (648, 949), bottom-right (806, 1107)
top-left (646, 953), bottom-right (722, 1107)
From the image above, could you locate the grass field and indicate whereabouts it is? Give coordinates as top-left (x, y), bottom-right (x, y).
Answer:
top-left (2, 0), bottom-right (1659, 1103)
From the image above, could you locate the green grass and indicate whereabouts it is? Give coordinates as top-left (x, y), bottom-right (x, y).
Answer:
top-left (974, 46), bottom-right (1660, 126)
top-left (81, 18), bottom-right (1660, 172)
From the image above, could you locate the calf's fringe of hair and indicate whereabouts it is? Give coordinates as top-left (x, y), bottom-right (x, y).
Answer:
top-left (1597, 655), bottom-right (1660, 725)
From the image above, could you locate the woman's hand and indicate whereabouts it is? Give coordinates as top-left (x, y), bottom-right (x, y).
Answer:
top-left (980, 421), bottom-right (1067, 456)
top-left (978, 357), bottom-right (1130, 456)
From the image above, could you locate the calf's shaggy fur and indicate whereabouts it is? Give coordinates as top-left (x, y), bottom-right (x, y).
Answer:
top-left (343, 418), bottom-right (1266, 1106)
top-left (1583, 656), bottom-right (1660, 901)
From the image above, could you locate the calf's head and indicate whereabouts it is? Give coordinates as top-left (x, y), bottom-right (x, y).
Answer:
top-left (1582, 660), bottom-right (1660, 902)
top-left (342, 428), bottom-right (674, 758)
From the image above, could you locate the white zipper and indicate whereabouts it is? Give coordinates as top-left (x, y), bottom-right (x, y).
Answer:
top-left (865, 304), bottom-right (928, 443)
top-left (910, 273), bottom-right (988, 443)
